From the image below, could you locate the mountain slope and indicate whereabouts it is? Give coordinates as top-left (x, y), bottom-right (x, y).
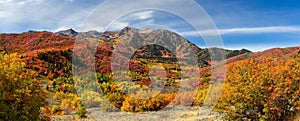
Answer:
top-left (108, 27), bottom-right (251, 67)
top-left (0, 27), bottom-right (252, 75)
top-left (227, 46), bottom-right (300, 64)
top-left (0, 31), bottom-right (74, 53)
top-left (0, 27), bottom-right (249, 69)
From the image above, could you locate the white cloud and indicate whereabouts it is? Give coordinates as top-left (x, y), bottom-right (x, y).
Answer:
top-left (55, 9), bottom-right (90, 31)
top-left (81, 0), bottom-right (215, 32)
top-left (128, 11), bottom-right (154, 20)
top-left (0, 0), bottom-right (44, 5)
top-left (180, 26), bottom-right (300, 36)
top-left (53, 26), bottom-right (71, 32)
top-left (0, 0), bottom-right (14, 5)
top-left (0, 11), bottom-right (10, 18)
top-left (131, 19), bottom-right (155, 28)
top-left (220, 26), bottom-right (300, 35)
top-left (97, 10), bottom-right (155, 31)
top-left (0, 0), bottom-right (96, 32)
top-left (108, 21), bottom-right (129, 31)
top-left (0, 0), bottom-right (46, 32)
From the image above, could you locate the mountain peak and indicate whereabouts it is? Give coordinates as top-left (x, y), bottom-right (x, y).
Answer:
top-left (119, 27), bottom-right (158, 35)
top-left (139, 28), bottom-right (153, 34)
top-left (55, 28), bottom-right (78, 37)
top-left (119, 27), bottom-right (139, 35)
top-left (67, 28), bottom-right (76, 32)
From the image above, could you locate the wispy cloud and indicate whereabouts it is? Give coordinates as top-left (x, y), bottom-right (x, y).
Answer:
top-left (0, 0), bottom-right (44, 5)
top-left (108, 21), bottom-right (130, 31)
top-left (0, 0), bottom-right (98, 33)
top-left (180, 26), bottom-right (300, 36)
top-left (81, 0), bottom-right (216, 32)
top-left (224, 42), bottom-right (300, 52)
top-left (124, 11), bottom-right (154, 20)
top-left (99, 10), bottom-right (155, 31)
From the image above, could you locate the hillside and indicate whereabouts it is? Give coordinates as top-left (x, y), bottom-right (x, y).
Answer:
top-left (0, 27), bottom-right (258, 120)
top-left (0, 27), bottom-right (251, 72)
top-left (226, 46), bottom-right (300, 64)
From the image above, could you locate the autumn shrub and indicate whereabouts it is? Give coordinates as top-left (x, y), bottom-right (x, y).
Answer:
top-left (169, 91), bottom-right (197, 106)
top-left (51, 105), bottom-right (63, 115)
top-left (93, 88), bottom-right (124, 112)
top-left (80, 90), bottom-right (102, 108)
top-left (194, 86), bottom-right (209, 106)
top-left (60, 94), bottom-right (78, 115)
top-left (117, 81), bottom-right (141, 94)
top-left (106, 91), bottom-right (126, 109)
top-left (99, 95), bottom-right (120, 112)
top-left (76, 104), bottom-right (87, 119)
top-left (33, 65), bottom-right (40, 71)
top-left (53, 91), bottom-right (87, 118)
top-left (0, 54), bottom-right (48, 121)
top-left (53, 91), bottom-right (66, 103)
top-left (164, 93), bottom-right (176, 106)
top-left (216, 58), bottom-right (300, 120)
top-left (121, 90), bottom-right (170, 112)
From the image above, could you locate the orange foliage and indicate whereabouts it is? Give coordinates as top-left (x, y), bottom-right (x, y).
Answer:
top-left (216, 55), bottom-right (300, 120)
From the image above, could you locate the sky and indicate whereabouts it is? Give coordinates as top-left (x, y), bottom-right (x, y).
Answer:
top-left (0, 0), bottom-right (300, 52)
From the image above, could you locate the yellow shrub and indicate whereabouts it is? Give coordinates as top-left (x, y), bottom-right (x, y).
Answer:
top-left (194, 86), bottom-right (208, 106)
top-left (121, 90), bottom-right (170, 112)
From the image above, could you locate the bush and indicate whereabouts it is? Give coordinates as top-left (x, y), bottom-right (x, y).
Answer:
top-left (99, 96), bottom-right (120, 112)
top-left (33, 65), bottom-right (40, 71)
top-left (194, 86), bottom-right (209, 106)
top-left (169, 91), bottom-right (197, 106)
top-left (80, 91), bottom-right (102, 108)
top-left (106, 91), bottom-right (126, 109)
top-left (117, 81), bottom-right (141, 94)
top-left (0, 54), bottom-right (48, 121)
top-left (51, 105), bottom-right (63, 116)
top-left (76, 104), bottom-right (87, 119)
top-left (216, 58), bottom-right (300, 120)
top-left (121, 90), bottom-right (170, 112)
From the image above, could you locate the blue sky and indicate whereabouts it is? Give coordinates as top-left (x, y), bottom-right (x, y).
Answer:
top-left (0, 0), bottom-right (300, 51)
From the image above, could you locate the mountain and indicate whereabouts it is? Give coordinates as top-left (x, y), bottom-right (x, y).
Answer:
top-left (5, 27), bottom-right (300, 80)
top-left (0, 27), bottom-right (252, 76)
top-left (53, 27), bottom-right (251, 67)
top-left (55, 28), bottom-right (78, 37)
top-left (111, 27), bottom-right (251, 67)
top-left (226, 46), bottom-right (300, 64)
top-left (0, 31), bottom-right (75, 53)
top-left (55, 29), bottom-right (119, 41)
